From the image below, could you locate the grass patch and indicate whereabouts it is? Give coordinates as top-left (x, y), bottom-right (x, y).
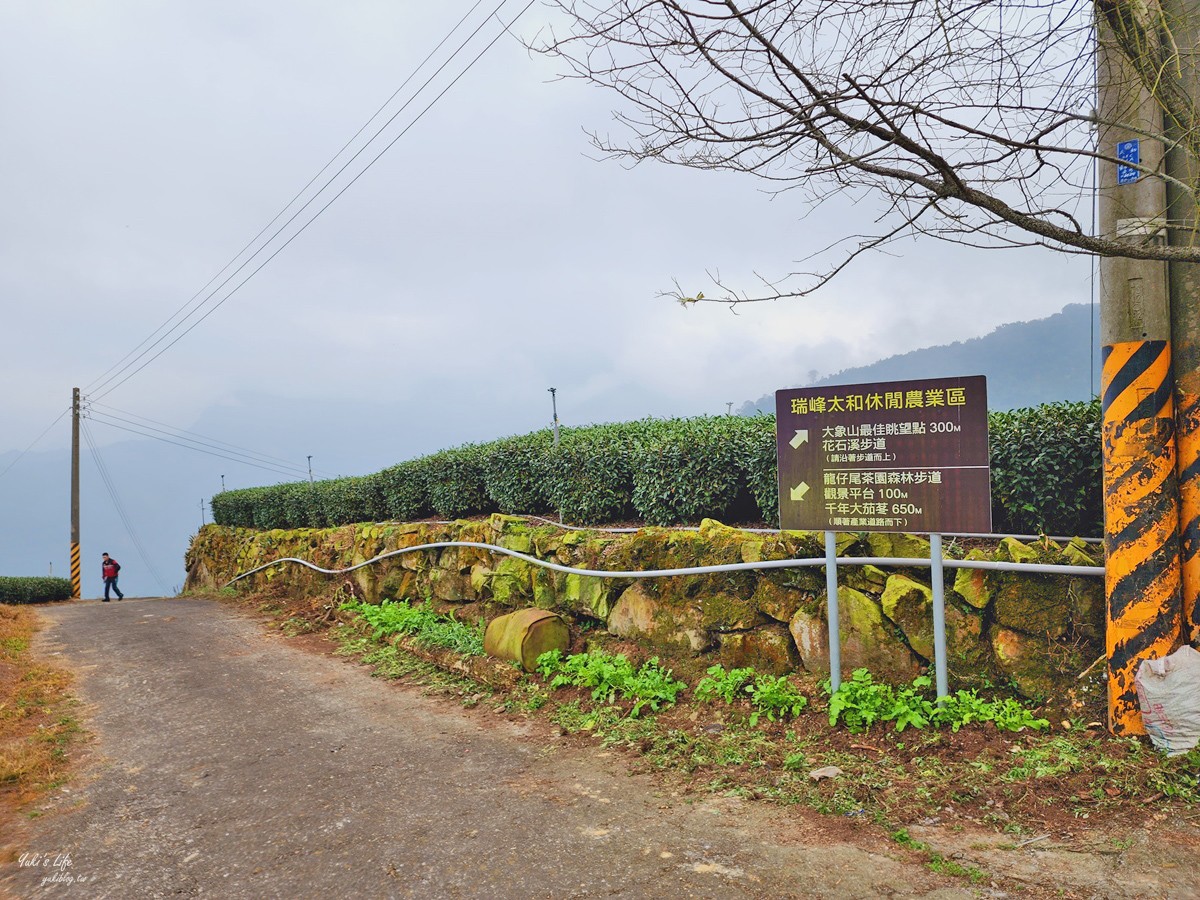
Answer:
top-left (0, 604), bottom-right (83, 809)
top-left (341, 599), bottom-right (485, 657)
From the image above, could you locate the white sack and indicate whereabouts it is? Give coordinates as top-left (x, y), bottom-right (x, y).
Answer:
top-left (1135, 645), bottom-right (1200, 756)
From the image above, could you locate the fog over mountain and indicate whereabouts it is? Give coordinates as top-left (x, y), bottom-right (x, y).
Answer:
top-left (739, 303), bottom-right (1100, 415)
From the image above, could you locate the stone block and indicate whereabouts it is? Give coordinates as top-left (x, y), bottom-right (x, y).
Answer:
top-left (789, 588), bottom-right (920, 682)
top-left (718, 625), bottom-right (800, 675)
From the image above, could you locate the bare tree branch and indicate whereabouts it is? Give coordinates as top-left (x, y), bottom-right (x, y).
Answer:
top-left (536, 0), bottom-right (1200, 303)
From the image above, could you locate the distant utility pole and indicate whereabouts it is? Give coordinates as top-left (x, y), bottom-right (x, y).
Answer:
top-left (307, 456), bottom-right (314, 484)
top-left (548, 388), bottom-right (560, 448)
top-left (726, 402), bottom-right (733, 415)
top-left (200, 499), bottom-right (206, 527)
top-left (221, 474), bottom-right (225, 492)
top-left (70, 387), bottom-right (80, 599)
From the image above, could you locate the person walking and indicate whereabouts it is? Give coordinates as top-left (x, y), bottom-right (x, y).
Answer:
top-left (101, 552), bottom-right (124, 601)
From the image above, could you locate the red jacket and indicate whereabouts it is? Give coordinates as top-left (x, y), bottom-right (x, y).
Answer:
top-left (102, 559), bottom-right (120, 579)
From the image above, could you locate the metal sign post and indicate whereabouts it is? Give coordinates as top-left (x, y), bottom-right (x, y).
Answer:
top-left (824, 530), bottom-right (841, 692)
top-left (930, 532), bottom-right (948, 701)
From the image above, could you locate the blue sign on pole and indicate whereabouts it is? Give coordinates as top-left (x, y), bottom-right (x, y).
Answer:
top-left (1117, 139), bottom-right (1140, 185)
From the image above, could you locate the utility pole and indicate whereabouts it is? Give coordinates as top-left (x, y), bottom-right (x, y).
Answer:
top-left (307, 456), bottom-right (314, 484)
top-left (220, 474), bottom-right (225, 492)
top-left (1097, 9), bottom-right (1184, 734)
top-left (200, 499), bottom-right (206, 527)
top-left (70, 388), bottom-right (81, 599)
top-left (548, 388), bottom-right (560, 448)
top-left (1163, 0), bottom-right (1200, 644)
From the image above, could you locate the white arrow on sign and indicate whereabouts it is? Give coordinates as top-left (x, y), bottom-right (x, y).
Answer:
top-left (790, 482), bottom-right (810, 502)
top-left (789, 429), bottom-right (809, 449)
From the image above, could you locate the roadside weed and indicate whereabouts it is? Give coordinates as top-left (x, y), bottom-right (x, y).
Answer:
top-left (341, 598), bottom-right (485, 656)
top-left (694, 664), bottom-right (807, 726)
top-left (827, 669), bottom-right (1048, 734)
top-left (536, 649), bottom-right (686, 717)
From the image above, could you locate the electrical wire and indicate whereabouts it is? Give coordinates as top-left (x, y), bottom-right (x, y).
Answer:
top-left (81, 419), bottom-right (172, 595)
top-left (0, 406), bottom-right (71, 484)
top-left (85, 401), bottom-right (331, 478)
top-left (83, 0), bottom-right (492, 398)
top-left (86, 415), bottom-right (311, 481)
top-left (88, 1), bottom-right (528, 401)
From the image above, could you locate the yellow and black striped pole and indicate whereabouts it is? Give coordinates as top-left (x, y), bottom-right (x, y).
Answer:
top-left (1097, 18), bottom-right (1185, 734)
top-left (70, 388), bottom-right (81, 599)
top-left (70, 541), bottom-right (81, 599)
top-left (1102, 343), bottom-right (1183, 733)
top-left (1175, 344), bottom-right (1200, 645)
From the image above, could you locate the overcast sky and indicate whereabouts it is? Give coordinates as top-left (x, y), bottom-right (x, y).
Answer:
top-left (2, 1), bottom-right (1092, 564)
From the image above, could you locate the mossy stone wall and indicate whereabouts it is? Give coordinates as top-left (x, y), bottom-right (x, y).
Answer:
top-left (186, 516), bottom-right (1103, 700)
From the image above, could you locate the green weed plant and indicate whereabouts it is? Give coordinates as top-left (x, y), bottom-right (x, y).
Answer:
top-left (827, 669), bottom-right (1049, 734)
top-left (694, 665), bottom-right (808, 726)
top-left (535, 649), bottom-right (686, 717)
top-left (341, 598), bottom-right (485, 657)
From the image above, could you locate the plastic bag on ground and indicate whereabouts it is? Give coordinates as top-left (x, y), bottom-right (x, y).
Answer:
top-left (1135, 645), bottom-right (1200, 756)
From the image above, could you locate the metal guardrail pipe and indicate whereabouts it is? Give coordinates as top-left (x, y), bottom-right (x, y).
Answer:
top-left (224, 540), bottom-right (1105, 586)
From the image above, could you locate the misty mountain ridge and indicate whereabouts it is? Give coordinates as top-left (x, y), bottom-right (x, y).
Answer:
top-left (740, 303), bottom-right (1099, 414)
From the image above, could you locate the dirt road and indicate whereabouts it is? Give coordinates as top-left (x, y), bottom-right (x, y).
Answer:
top-left (1, 597), bottom-right (991, 899)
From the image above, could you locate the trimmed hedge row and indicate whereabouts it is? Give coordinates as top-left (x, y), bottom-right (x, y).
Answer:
top-left (0, 577), bottom-right (74, 604)
top-left (211, 401), bottom-right (1103, 536)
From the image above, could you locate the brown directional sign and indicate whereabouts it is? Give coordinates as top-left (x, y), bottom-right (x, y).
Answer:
top-left (776, 375), bottom-right (991, 533)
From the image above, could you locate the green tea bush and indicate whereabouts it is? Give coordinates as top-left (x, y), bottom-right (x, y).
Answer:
top-left (737, 414), bottom-right (781, 526)
top-left (989, 399), bottom-right (1101, 536)
top-left (210, 487), bottom-right (261, 528)
top-left (211, 401), bottom-right (1102, 537)
top-left (630, 416), bottom-right (761, 525)
top-left (544, 422), bottom-right (646, 524)
top-left (375, 460), bottom-right (431, 521)
top-left (317, 475), bottom-right (381, 525)
top-left (483, 430), bottom-right (554, 515)
top-left (418, 444), bottom-right (495, 519)
top-left (0, 577), bottom-right (74, 604)
top-left (252, 481), bottom-right (322, 529)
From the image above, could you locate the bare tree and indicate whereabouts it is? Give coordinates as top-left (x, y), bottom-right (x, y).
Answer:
top-left (536, 0), bottom-right (1200, 303)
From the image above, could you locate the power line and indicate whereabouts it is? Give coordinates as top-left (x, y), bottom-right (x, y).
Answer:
top-left (81, 419), bottom-right (172, 595)
top-left (85, 400), bottom-right (333, 477)
top-left (86, 410), bottom-right (312, 479)
top-left (85, 415), bottom-right (311, 481)
top-left (83, 0), bottom-right (491, 397)
top-left (90, 1), bottom-right (533, 402)
top-left (0, 406), bottom-right (71, 483)
top-left (87, 1), bottom-right (524, 401)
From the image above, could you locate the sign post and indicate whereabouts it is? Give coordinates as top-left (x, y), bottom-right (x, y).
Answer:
top-left (776, 375), bottom-right (991, 696)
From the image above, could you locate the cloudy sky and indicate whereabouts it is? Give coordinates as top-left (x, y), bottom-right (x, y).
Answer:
top-left (0, 2), bottom-right (1092, 588)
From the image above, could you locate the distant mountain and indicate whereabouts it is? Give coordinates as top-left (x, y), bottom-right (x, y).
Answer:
top-left (740, 303), bottom-right (1100, 414)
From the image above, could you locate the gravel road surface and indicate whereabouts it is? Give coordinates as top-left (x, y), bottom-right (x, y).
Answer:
top-left (0, 597), bottom-right (984, 899)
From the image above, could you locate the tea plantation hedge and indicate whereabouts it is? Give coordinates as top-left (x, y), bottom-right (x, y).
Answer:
top-left (0, 576), bottom-right (74, 604)
top-left (211, 400), bottom-right (1103, 536)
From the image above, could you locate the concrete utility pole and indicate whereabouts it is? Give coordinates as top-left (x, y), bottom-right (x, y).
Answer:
top-left (70, 388), bottom-right (81, 599)
top-left (1163, 0), bottom-right (1200, 645)
top-left (548, 388), bottom-right (560, 448)
top-left (1096, 2), bottom-right (1198, 733)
